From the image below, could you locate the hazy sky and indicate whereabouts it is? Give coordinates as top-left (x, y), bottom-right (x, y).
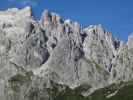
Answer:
top-left (0, 0), bottom-right (133, 41)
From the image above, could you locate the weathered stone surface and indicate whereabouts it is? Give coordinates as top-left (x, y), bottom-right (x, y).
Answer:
top-left (0, 7), bottom-right (49, 99)
top-left (0, 7), bottom-right (133, 100)
top-left (111, 33), bottom-right (133, 83)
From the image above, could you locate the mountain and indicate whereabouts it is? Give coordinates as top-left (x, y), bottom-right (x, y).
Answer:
top-left (0, 7), bottom-right (133, 100)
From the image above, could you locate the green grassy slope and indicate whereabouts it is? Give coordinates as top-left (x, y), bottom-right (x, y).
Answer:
top-left (52, 81), bottom-right (133, 100)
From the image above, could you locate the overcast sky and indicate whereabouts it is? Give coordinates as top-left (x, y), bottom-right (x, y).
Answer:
top-left (1, 0), bottom-right (133, 41)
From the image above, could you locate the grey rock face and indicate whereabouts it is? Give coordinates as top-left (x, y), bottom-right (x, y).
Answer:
top-left (0, 7), bottom-right (49, 69)
top-left (83, 25), bottom-right (115, 71)
top-left (0, 7), bottom-right (50, 99)
top-left (0, 7), bottom-right (133, 99)
top-left (111, 34), bottom-right (133, 83)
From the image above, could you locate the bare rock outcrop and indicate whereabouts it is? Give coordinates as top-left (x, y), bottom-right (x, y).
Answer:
top-left (0, 7), bottom-right (133, 100)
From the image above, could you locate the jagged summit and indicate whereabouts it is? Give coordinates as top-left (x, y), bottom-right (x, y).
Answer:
top-left (0, 7), bottom-right (133, 100)
top-left (41, 9), bottom-right (62, 26)
top-left (40, 9), bottom-right (81, 35)
top-left (0, 6), bottom-right (32, 17)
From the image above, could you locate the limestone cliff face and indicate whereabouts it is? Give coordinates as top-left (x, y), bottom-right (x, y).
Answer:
top-left (0, 7), bottom-right (132, 100)
top-left (111, 34), bottom-right (133, 83)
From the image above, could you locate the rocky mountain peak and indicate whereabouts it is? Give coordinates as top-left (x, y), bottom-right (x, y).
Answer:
top-left (42, 9), bottom-right (52, 26)
top-left (0, 6), bottom-right (32, 17)
top-left (127, 33), bottom-right (133, 48)
top-left (41, 10), bottom-right (62, 28)
top-left (83, 24), bottom-right (112, 39)
top-left (0, 7), bottom-right (133, 99)
top-left (41, 9), bottom-right (81, 35)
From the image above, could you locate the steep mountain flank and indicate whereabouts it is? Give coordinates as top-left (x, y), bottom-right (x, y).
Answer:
top-left (0, 7), bottom-right (133, 100)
